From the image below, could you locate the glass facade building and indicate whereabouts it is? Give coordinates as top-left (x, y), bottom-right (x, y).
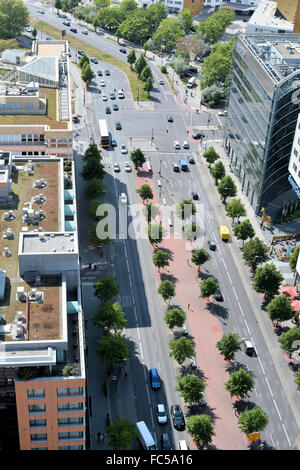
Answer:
top-left (225, 34), bottom-right (300, 213)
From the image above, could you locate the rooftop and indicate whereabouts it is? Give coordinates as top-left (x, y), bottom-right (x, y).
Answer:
top-left (247, 0), bottom-right (293, 31)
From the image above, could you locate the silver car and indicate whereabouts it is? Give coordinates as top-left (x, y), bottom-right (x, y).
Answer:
top-left (156, 404), bottom-right (167, 424)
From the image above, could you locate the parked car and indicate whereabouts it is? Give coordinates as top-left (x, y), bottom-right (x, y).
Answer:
top-left (218, 110), bottom-right (228, 116)
top-left (119, 47), bottom-right (127, 53)
top-left (192, 131), bottom-right (205, 140)
top-left (105, 70), bottom-right (110, 75)
top-left (167, 114), bottom-right (173, 122)
top-left (188, 156), bottom-right (195, 164)
top-left (161, 433), bottom-right (172, 450)
top-left (173, 163), bottom-right (180, 172)
top-left (102, 94), bottom-right (108, 101)
top-left (100, 80), bottom-right (106, 87)
top-left (192, 192), bottom-right (199, 200)
top-left (124, 162), bottom-right (132, 172)
top-left (70, 28), bottom-right (77, 33)
top-left (174, 141), bottom-right (180, 149)
top-left (105, 107), bottom-right (111, 114)
top-left (110, 92), bottom-right (116, 100)
top-left (111, 138), bottom-right (117, 147)
top-left (183, 140), bottom-right (189, 149)
top-left (113, 103), bottom-right (119, 111)
top-left (113, 163), bottom-right (120, 172)
top-left (77, 50), bottom-right (84, 56)
top-left (81, 29), bottom-right (88, 35)
top-left (150, 368), bottom-right (161, 390)
top-left (120, 192), bottom-right (127, 204)
top-left (91, 58), bottom-right (98, 64)
top-left (115, 121), bottom-right (122, 130)
top-left (159, 79), bottom-right (164, 85)
top-left (62, 21), bottom-right (70, 26)
top-left (97, 70), bottom-right (103, 76)
top-left (121, 145), bottom-right (127, 154)
top-left (214, 290), bottom-right (223, 301)
top-left (170, 404), bottom-right (185, 430)
top-left (156, 404), bottom-right (167, 424)
top-left (208, 240), bottom-right (216, 251)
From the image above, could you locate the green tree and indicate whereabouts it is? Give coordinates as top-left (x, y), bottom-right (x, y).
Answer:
top-left (202, 82), bottom-right (225, 107)
top-left (212, 160), bottom-right (225, 185)
top-left (134, 54), bottom-right (147, 78)
top-left (169, 337), bottom-right (195, 365)
top-left (55, 0), bottom-right (62, 12)
top-left (84, 178), bottom-right (106, 199)
top-left (266, 295), bottom-right (294, 325)
top-left (226, 198), bottom-right (246, 223)
top-left (94, 276), bottom-right (119, 302)
top-left (82, 142), bottom-right (102, 162)
top-left (148, 223), bottom-right (163, 245)
top-left (196, 6), bottom-right (234, 44)
top-left (152, 249), bottom-right (170, 272)
top-left (94, 0), bottom-right (111, 9)
top-left (130, 148), bottom-right (146, 170)
top-left (176, 374), bottom-right (206, 405)
top-left (0, 0), bottom-right (29, 39)
top-left (176, 199), bottom-right (196, 220)
top-left (62, 363), bottom-right (79, 377)
top-left (216, 332), bottom-right (242, 362)
top-left (32, 27), bottom-right (37, 40)
top-left (242, 237), bottom-right (269, 272)
top-left (177, 8), bottom-right (193, 32)
top-left (200, 277), bottom-right (219, 300)
top-left (140, 65), bottom-right (153, 82)
top-left (79, 53), bottom-right (90, 69)
top-left (203, 147), bottom-right (220, 169)
top-left (143, 203), bottom-right (158, 224)
top-left (127, 49), bottom-right (137, 70)
top-left (94, 7), bottom-right (125, 32)
top-left (164, 308), bottom-right (185, 330)
top-left (201, 39), bottom-right (235, 89)
top-left (81, 158), bottom-right (105, 180)
top-left (144, 76), bottom-right (153, 96)
top-left (119, 0), bottom-right (137, 14)
top-left (233, 219), bottom-right (255, 245)
top-left (106, 416), bottom-right (137, 450)
top-left (191, 248), bottom-right (210, 272)
top-left (144, 2), bottom-right (167, 35)
top-left (186, 415), bottom-right (215, 448)
top-left (88, 221), bottom-right (113, 246)
top-left (136, 184), bottom-right (153, 204)
top-left (252, 263), bottom-right (283, 299)
top-left (296, 370), bottom-right (300, 391)
top-left (183, 223), bottom-right (201, 244)
top-left (116, 12), bottom-right (149, 45)
top-left (88, 199), bottom-right (104, 220)
top-left (158, 280), bottom-right (175, 303)
top-left (225, 368), bottom-right (254, 400)
top-left (279, 326), bottom-right (300, 354)
top-left (238, 406), bottom-right (269, 435)
top-left (96, 333), bottom-right (129, 368)
top-left (289, 246), bottom-right (300, 273)
top-left (93, 301), bottom-right (126, 334)
top-left (169, 55), bottom-right (190, 76)
top-left (81, 62), bottom-right (94, 86)
top-left (217, 175), bottom-right (237, 204)
top-left (152, 17), bottom-right (185, 52)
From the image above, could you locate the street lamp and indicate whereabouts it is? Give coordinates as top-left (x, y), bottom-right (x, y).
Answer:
top-left (159, 159), bottom-right (162, 176)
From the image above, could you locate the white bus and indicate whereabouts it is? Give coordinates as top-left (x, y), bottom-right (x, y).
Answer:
top-left (136, 421), bottom-right (156, 450)
top-left (99, 119), bottom-right (109, 147)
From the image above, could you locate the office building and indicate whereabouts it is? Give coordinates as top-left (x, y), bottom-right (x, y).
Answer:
top-left (246, 0), bottom-right (293, 35)
top-left (137, 0), bottom-right (184, 13)
top-left (288, 113), bottom-right (300, 198)
top-left (203, 0), bottom-right (258, 13)
top-left (225, 33), bottom-right (300, 214)
top-left (276, 0), bottom-right (300, 33)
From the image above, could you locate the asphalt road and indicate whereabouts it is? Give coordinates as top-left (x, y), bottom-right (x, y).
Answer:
top-left (26, 1), bottom-right (300, 450)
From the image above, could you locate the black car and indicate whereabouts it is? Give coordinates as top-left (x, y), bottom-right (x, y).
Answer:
top-left (97, 70), bottom-right (103, 76)
top-left (167, 114), bottom-right (173, 122)
top-left (192, 131), bottom-right (205, 140)
top-left (105, 107), bottom-right (111, 114)
top-left (110, 93), bottom-right (116, 100)
top-left (161, 433), bottom-right (172, 450)
top-left (208, 240), bottom-right (216, 251)
top-left (105, 70), bottom-right (110, 75)
top-left (188, 156), bottom-right (195, 164)
top-left (91, 58), bottom-right (98, 64)
top-left (214, 290), bottom-right (223, 301)
top-left (192, 192), bottom-right (199, 200)
top-left (170, 404), bottom-right (185, 430)
top-left (115, 121), bottom-right (122, 130)
top-left (77, 50), bottom-right (84, 56)
top-left (113, 103), bottom-right (119, 111)
top-left (119, 47), bottom-right (127, 53)
top-left (63, 21), bottom-right (70, 26)
top-left (70, 28), bottom-right (77, 33)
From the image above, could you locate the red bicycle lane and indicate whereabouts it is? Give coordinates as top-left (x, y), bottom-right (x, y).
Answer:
top-left (134, 165), bottom-right (247, 450)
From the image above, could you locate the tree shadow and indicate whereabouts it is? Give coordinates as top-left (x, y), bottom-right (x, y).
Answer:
top-left (233, 399), bottom-right (257, 416)
top-left (154, 246), bottom-right (174, 261)
top-left (160, 272), bottom-right (178, 283)
top-left (211, 302), bottom-right (230, 323)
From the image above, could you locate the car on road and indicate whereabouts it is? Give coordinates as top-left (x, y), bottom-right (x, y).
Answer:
top-left (63, 21), bottom-right (70, 26)
top-left (159, 79), bottom-right (164, 85)
top-left (214, 290), bottom-right (223, 301)
top-left (208, 240), bottom-right (216, 251)
top-left (170, 404), bottom-right (185, 430)
top-left (218, 111), bottom-right (228, 116)
top-left (91, 58), bottom-right (98, 64)
top-left (97, 70), bottom-right (103, 76)
top-left (37, 9), bottom-right (45, 14)
top-left (150, 368), bottom-right (161, 390)
top-left (121, 145), bottom-right (127, 154)
top-left (192, 192), bottom-right (199, 200)
top-left (105, 107), bottom-right (111, 114)
top-left (192, 131), bottom-right (205, 140)
top-left (105, 70), bottom-right (110, 75)
top-left (100, 80), bottom-right (106, 87)
top-left (119, 48), bottom-right (127, 53)
top-left (124, 162), bottom-right (132, 172)
top-left (243, 338), bottom-right (255, 356)
top-left (81, 29), bottom-right (88, 35)
top-left (161, 433), bottom-right (172, 450)
top-left (173, 163), bottom-right (180, 172)
top-left (174, 141), bottom-right (180, 149)
top-left (156, 404), bottom-right (167, 424)
top-left (120, 192), bottom-right (127, 204)
top-left (111, 138), bottom-right (117, 147)
top-left (102, 94), bottom-right (108, 101)
top-left (188, 156), bottom-right (195, 164)
top-left (113, 103), bottom-right (119, 111)
top-left (110, 92), bottom-right (116, 100)
top-left (70, 28), bottom-right (77, 33)
top-left (183, 140), bottom-right (189, 149)
top-left (167, 114), bottom-right (173, 122)
top-left (115, 121), bottom-right (122, 130)
top-left (46, 37), bottom-right (51, 40)
top-left (113, 163), bottom-right (120, 172)
top-left (77, 50), bottom-right (84, 56)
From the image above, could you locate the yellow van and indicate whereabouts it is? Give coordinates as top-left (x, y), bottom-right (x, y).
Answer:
top-left (219, 225), bottom-right (230, 240)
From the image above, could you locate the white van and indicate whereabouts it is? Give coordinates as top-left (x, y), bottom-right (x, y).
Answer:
top-left (118, 89), bottom-right (124, 99)
top-left (136, 421), bottom-right (156, 450)
top-left (178, 440), bottom-right (189, 450)
top-left (187, 76), bottom-right (196, 88)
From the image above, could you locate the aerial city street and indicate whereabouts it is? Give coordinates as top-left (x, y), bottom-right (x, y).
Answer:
top-left (0, 0), bottom-right (299, 453)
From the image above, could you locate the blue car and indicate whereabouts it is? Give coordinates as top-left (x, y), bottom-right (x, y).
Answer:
top-left (150, 368), bottom-right (161, 390)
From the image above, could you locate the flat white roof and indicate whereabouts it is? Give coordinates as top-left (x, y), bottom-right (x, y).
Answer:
top-left (248, 0), bottom-right (293, 30)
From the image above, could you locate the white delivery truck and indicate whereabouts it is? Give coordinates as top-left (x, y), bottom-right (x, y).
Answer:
top-left (187, 76), bottom-right (196, 88)
top-left (136, 421), bottom-right (156, 450)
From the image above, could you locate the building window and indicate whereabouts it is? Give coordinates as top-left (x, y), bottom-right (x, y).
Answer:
top-left (32, 447), bottom-right (48, 450)
top-left (58, 417), bottom-right (84, 426)
top-left (30, 433), bottom-right (47, 442)
top-left (21, 135), bottom-right (26, 142)
top-left (293, 163), bottom-right (297, 173)
top-left (58, 431), bottom-right (84, 441)
top-left (27, 134), bottom-right (32, 142)
top-left (40, 135), bottom-right (45, 141)
top-left (30, 419), bottom-right (47, 428)
top-left (57, 387), bottom-right (83, 397)
top-left (34, 134), bottom-right (39, 142)
top-left (59, 445), bottom-right (84, 450)
top-left (29, 404), bottom-right (46, 413)
top-left (294, 148), bottom-right (298, 157)
top-left (57, 402), bottom-right (84, 411)
top-left (27, 389), bottom-right (45, 399)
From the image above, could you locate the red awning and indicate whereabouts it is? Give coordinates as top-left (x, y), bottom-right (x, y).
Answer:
top-left (291, 300), bottom-right (300, 312)
top-left (280, 286), bottom-right (298, 297)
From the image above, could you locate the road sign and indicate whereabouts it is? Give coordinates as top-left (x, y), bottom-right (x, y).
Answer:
top-left (248, 432), bottom-right (261, 442)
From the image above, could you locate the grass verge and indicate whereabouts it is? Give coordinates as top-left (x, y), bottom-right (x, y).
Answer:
top-left (30, 17), bottom-right (149, 101)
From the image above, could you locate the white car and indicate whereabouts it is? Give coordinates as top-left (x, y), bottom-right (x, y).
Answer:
top-left (100, 80), bottom-right (106, 87)
top-left (124, 162), bottom-right (132, 172)
top-left (159, 79), bottom-right (164, 85)
top-left (174, 141), bottom-right (180, 149)
top-left (102, 94), bottom-right (108, 101)
top-left (121, 145), bottom-right (127, 154)
top-left (183, 140), bottom-right (189, 149)
top-left (113, 163), bottom-right (120, 172)
top-left (218, 110), bottom-right (228, 116)
top-left (120, 193), bottom-right (127, 204)
top-left (156, 404), bottom-right (167, 424)
top-left (81, 29), bottom-right (88, 35)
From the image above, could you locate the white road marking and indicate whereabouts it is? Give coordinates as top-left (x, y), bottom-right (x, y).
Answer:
top-left (273, 398), bottom-right (283, 422)
top-left (265, 376), bottom-right (274, 398)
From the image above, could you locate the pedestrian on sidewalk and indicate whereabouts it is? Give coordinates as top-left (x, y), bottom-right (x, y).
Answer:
top-left (88, 263), bottom-right (92, 271)
top-left (97, 432), bottom-right (101, 441)
top-left (188, 303), bottom-right (190, 310)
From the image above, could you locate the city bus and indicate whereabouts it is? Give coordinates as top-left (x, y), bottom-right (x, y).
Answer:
top-left (99, 119), bottom-right (109, 148)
